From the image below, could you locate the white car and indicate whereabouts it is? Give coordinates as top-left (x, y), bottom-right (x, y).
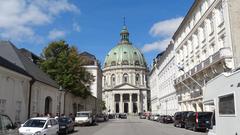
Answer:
top-left (75, 111), bottom-right (93, 125)
top-left (19, 117), bottom-right (59, 135)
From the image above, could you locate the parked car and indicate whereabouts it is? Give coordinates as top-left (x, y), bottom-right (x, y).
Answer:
top-left (158, 115), bottom-right (166, 123)
top-left (164, 115), bottom-right (174, 123)
top-left (185, 112), bottom-right (213, 132)
top-left (103, 114), bottom-right (109, 121)
top-left (0, 114), bottom-right (19, 135)
top-left (19, 117), bottom-right (59, 135)
top-left (75, 111), bottom-right (95, 126)
top-left (58, 116), bottom-right (75, 134)
top-left (139, 114), bottom-right (146, 119)
top-left (153, 114), bottom-right (160, 121)
top-left (96, 114), bottom-right (105, 122)
top-left (173, 111), bottom-right (193, 128)
top-left (119, 113), bottom-right (127, 119)
top-left (158, 115), bottom-right (174, 123)
top-left (149, 115), bottom-right (154, 121)
top-left (108, 114), bottom-right (116, 119)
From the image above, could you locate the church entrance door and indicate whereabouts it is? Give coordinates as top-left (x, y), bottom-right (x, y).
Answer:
top-left (124, 103), bottom-right (128, 113)
top-left (115, 103), bottom-right (119, 113)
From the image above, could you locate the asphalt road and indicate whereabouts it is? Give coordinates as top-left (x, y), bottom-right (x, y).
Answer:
top-left (71, 116), bottom-right (208, 135)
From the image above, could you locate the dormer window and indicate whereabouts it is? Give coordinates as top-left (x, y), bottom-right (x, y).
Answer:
top-left (135, 60), bottom-right (140, 65)
top-left (111, 61), bottom-right (116, 66)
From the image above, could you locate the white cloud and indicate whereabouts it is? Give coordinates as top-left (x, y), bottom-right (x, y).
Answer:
top-left (150, 17), bottom-right (183, 37)
top-left (48, 29), bottom-right (66, 40)
top-left (73, 22), bottom-right (81, 32)
top-left (142, 38), bottom-right (171, 53)
top-left (0, 0), bottom-right (79, 42)
top-left (142, 17), bottom-right (183, 53)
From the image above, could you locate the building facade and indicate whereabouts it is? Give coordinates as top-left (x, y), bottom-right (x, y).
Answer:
top-left (173, 0), bottom-right (239, 112)
top-left (79, 52), bottom-right (102, 100)
top-left (149, 43), bottom-right (178, 115)
top-left (102, 25), bottom-right (150, 114)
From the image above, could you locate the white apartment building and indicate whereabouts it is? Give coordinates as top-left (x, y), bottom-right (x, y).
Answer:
top-left (79, 52), bottom-right (102, 100)
top-left (149, 43), bottom-right (178, 115)
top-left (173, 0), bottom-right (240, 112)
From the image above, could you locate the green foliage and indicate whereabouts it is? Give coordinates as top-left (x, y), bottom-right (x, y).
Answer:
top-left (39, 40), bottom-right (92, 98)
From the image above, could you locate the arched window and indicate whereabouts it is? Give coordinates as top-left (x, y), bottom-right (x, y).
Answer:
top-left (136, 74), bottom-right (140, 85)
top-left (111, 74), bottom-right (116, 86)
top-left (123, 73), bottom-right (128, 83)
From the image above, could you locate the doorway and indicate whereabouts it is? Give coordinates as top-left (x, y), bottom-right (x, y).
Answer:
top-left (45, 96), bottom-right (52, 114)
top-left (124, 103), bottom-right (128, 113)
top-left (133, 103), bottom-right (138, 113)
top-left (116, 103), bottom-right (119, 113)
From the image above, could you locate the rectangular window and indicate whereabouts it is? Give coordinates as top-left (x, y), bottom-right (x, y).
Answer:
top-left (219, 94), bottom-right (235, 115)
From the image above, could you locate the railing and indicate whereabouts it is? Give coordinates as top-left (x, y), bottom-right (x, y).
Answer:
top-left (174, 47), bottom-right (232, 86)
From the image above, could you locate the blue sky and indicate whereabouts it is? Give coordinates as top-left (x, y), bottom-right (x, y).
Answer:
top-left (0, 0), bottom-right (194, 66)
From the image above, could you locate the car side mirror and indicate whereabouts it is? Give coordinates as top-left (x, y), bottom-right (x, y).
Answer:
top-left (47, 125), bottom-right (52, 128)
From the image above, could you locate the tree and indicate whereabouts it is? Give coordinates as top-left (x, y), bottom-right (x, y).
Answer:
top-left (39, 40), bottom-right (92, 98)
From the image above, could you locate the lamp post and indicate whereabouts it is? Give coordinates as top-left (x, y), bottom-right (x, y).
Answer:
top-left (59, 86), bottom-right (63, 115)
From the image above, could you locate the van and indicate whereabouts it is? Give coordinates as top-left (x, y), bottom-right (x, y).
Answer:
top-left (185, 112), bottom-right (212, 132)
top-left (173, 111), bottom-right (193, 128)
top-left (75, 111), bottom-right (94, 125)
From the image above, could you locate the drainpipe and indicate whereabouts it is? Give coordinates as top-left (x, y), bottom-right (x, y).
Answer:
top-left (28, 79), bottom-right (35, 118)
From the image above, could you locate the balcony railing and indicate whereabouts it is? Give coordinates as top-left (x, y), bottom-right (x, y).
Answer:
top-left (174, 47), bottom-right (232, 86)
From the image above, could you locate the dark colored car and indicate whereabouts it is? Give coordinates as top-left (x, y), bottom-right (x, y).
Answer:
top-left (96, 114), bottom-right (105, 122)
top-left (119, 113), bottom-right (127, 119)
top-left (58, 117), bottom-right (75, 134)
top-left (159, 115), bottom-right (174, 123)
top-left (174, 111), bottom-right (193, 128)
top-left (185, 112), bottom-right (213, 132)
top-left (158, 115), bottom-right (167, 123)
top-left (108, 114), bottom-right (116, 119)
top-left (0, 114), bottom-right (19, 135)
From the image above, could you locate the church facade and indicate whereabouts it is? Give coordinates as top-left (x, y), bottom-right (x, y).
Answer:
top-left (102, 25), bottom-right (150, 114)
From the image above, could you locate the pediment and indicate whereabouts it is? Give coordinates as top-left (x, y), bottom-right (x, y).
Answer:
top-left (113, 83), bottom-right (139, 89)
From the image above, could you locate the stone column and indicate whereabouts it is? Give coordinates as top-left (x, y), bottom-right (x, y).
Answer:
top-left (120, 94), bottom-right (123, 113)
top-left (129, 94), bottom-right (132, 114)
top-left (137, 93), bottom-right (141, 113)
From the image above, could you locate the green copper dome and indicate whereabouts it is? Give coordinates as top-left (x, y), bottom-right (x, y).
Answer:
top-left (104, 26), bottom-right (147, 68)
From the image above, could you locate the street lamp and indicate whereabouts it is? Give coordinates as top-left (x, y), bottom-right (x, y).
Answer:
top-left (59, 86), bottom-right (63, 115)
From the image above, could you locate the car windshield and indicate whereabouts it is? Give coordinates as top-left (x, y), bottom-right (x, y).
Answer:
top-left (77, 113), bottom-right (89, 117)
top-left (58, 118), bottom-right (70, 123)
top-left (23, 119), bottom-right (46, 128)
